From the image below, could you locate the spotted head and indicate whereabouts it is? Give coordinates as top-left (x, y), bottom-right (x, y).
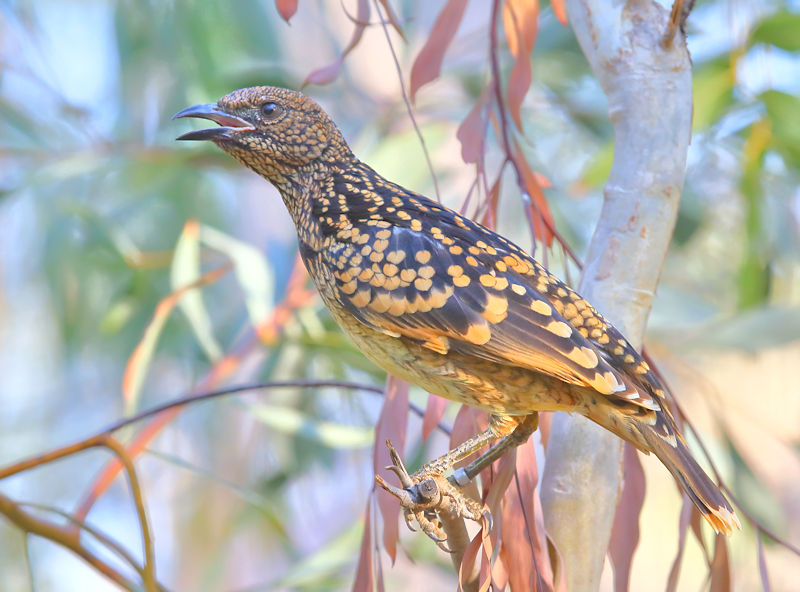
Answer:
top-left (174, 86), bottom-right (354, 185)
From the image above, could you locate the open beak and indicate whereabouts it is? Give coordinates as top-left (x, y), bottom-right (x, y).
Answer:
top-left (173, 103), bottom-right (255, 141)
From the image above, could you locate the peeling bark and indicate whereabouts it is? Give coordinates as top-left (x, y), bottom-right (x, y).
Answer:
top-left (540, 1), bottom-right (692, 590)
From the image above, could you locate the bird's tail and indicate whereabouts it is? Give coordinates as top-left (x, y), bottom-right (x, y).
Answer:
top-left (589, 406), bottom-right (740, 536)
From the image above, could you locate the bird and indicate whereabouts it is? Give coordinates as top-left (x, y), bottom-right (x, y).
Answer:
top-left (174, 86), bottom-right (739, 543)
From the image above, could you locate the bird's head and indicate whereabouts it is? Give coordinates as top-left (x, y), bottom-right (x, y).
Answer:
top-left (174, 86), bottom-right (353, 185)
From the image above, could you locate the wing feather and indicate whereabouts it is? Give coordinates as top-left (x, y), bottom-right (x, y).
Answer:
top-left (323, 203), bottom-right (659, 411)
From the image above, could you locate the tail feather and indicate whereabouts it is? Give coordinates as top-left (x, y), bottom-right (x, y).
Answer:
top-left (589, 407), bottom-right (740, 535)
top-left (640, 419), bottom-right (740, 535)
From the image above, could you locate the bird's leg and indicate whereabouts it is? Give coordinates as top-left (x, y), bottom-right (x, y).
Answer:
top-left (376, 413), bottom-right (538, 549)
top-left (454, 412), bottom-right (539, 485)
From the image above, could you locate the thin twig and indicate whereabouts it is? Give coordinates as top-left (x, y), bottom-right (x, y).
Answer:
top-left (372, 0), bottom-right (441, 202)
top-left (102, 437), bottom-right (157, 592)
top-left (0, 379), bottom-right (451, 482)
top-left (0, 493), bottom-right (142, 591)
top-left (19, 502), bottom-right (150, 582)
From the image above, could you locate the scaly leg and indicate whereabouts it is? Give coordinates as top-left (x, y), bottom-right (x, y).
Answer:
top-left (376, 412), bottom-right (539, 549)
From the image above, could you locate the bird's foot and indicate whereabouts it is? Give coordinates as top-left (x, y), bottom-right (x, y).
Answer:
top-left (375, 439), bottom-right (485, 552)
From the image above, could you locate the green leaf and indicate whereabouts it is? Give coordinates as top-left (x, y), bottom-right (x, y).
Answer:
top-left (99, 298), bottom-right (136, 335)
top-left (692, 58), bottom-right (734, 131)
top-left (761, 90), bottom-right (800, 166)
top-left (200, 224), bottom-right (274, 331)
top-left (692, 307), bottom-right (800, 352)
top-left (247, 402), bottom-right (374, 449)
top-left (581, 140), bottom-right (613, 187)
top-left (750, 11), bottom-right (800, 52)
top-left (267, 522), bottom-right (362, 590)
top-left (171, 220), bottom-right (223, 362)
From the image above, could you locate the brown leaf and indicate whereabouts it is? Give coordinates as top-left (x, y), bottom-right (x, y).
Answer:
top-left (609, 444), bottom-right (646, 592)
top-left (421, 393), bottom-right (448, 440)
top-left (409, 0), bottom-right (469, 102)
top-left (457, 86), bottom-right (491, 165)
top-left (352, 500), bottom-right (374, 592)
top-left (502, 0), bottom-right (539, 130)
top-left (304, 0), bottom-right (369, 87)
top-left (551, 0), bottom-right (567, 25)
top-left (372, 376), bottom-right (409, 563)
top-left (275, 0), bottom-right (298, 22)
top-left (710, 535), bottom-right (731, 592)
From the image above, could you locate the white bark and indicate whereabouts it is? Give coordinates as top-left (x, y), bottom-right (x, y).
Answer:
top-left (540, 1), bottom-right (692, 591)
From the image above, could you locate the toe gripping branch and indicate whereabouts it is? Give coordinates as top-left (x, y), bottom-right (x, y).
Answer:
top-left (375, 414), bottom-right (538, 551)
top-left (375, 440), bottom-right (486, 552)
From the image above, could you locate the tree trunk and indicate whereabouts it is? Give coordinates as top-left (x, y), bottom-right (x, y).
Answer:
top-left (540, 1), bottom-right (692, 590)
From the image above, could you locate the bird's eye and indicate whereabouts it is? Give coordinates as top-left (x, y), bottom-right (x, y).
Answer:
top-left (261, 101), bottom-right (281, 119)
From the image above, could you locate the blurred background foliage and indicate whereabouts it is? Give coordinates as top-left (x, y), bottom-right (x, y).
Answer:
top-left (0, 0), bottom-right (798, 590)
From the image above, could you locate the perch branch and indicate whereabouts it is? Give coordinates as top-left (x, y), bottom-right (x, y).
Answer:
top-left (540, 1), bottom-right (692, 590)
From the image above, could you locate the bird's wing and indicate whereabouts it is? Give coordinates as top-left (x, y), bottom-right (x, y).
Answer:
top-left (326, 218), bottom-right (660, 411)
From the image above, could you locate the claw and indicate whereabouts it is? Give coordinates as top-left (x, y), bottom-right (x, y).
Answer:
top-left (403, 511), bottom-right (417, 532)
top-left (436, 540), bottom-right (453, 553)
top-left (482, 509), bottom-right (493, 532)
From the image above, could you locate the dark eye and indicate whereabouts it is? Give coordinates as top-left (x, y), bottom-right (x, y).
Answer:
top-left (261, 101), bottom-right (281, 119)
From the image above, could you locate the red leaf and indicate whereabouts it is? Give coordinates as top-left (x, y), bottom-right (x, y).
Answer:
top-left (449, 406), bottom-right (488, 503)
top-left (480, 170), bottom-right (503, 230)
top-left (377, 0), bottom-right (406, 40)
top-left (690, 504), bottom-right (713, 566)
top-left (123, 262), bottom-right (229, 408)
top-left (450, 405), bottom-right (486, 451)
top-left (520, 438), bottom-right (558, 591)
top-left (457, 87), bottom-right (491, 165)
top-left (352, 500), bottom-right (374, 592)
top-left (492, 552), bottom-right (510, 591)
top-left (304, 0), bottom-right (369, 86)
top-left (485, 450), bottom-right (518, 513)
top-left (304, 58), bottom-right (345, 87)
top-left (514, 141), bottom-right (555, 246)
top-left (409, 0), bottom-right (469, 102)
top-left (421, 393), bottom-right (448, 440)
top-left (710, 535), bottom-right (731, 592)
top-left (534, 171), bottom-right (551, 188)
top-left (538, 411), bottom-right (552, 449)
top-left (666, 496), bottom-right (693, 592)
top-left (275, 0), bottom-right (298, 22)
top-left (500, 477), bottom-right (535, 591)
top-left (459, 529), bottom-right (484, 591)
top-left (372, 376), bottom-right (409, 563)
top-left (551, 0), bottom-right (567, 25)
top-left (609, 444), bottom-right (646, 592)
top-left (502, 0), bottom-right (539, 130)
